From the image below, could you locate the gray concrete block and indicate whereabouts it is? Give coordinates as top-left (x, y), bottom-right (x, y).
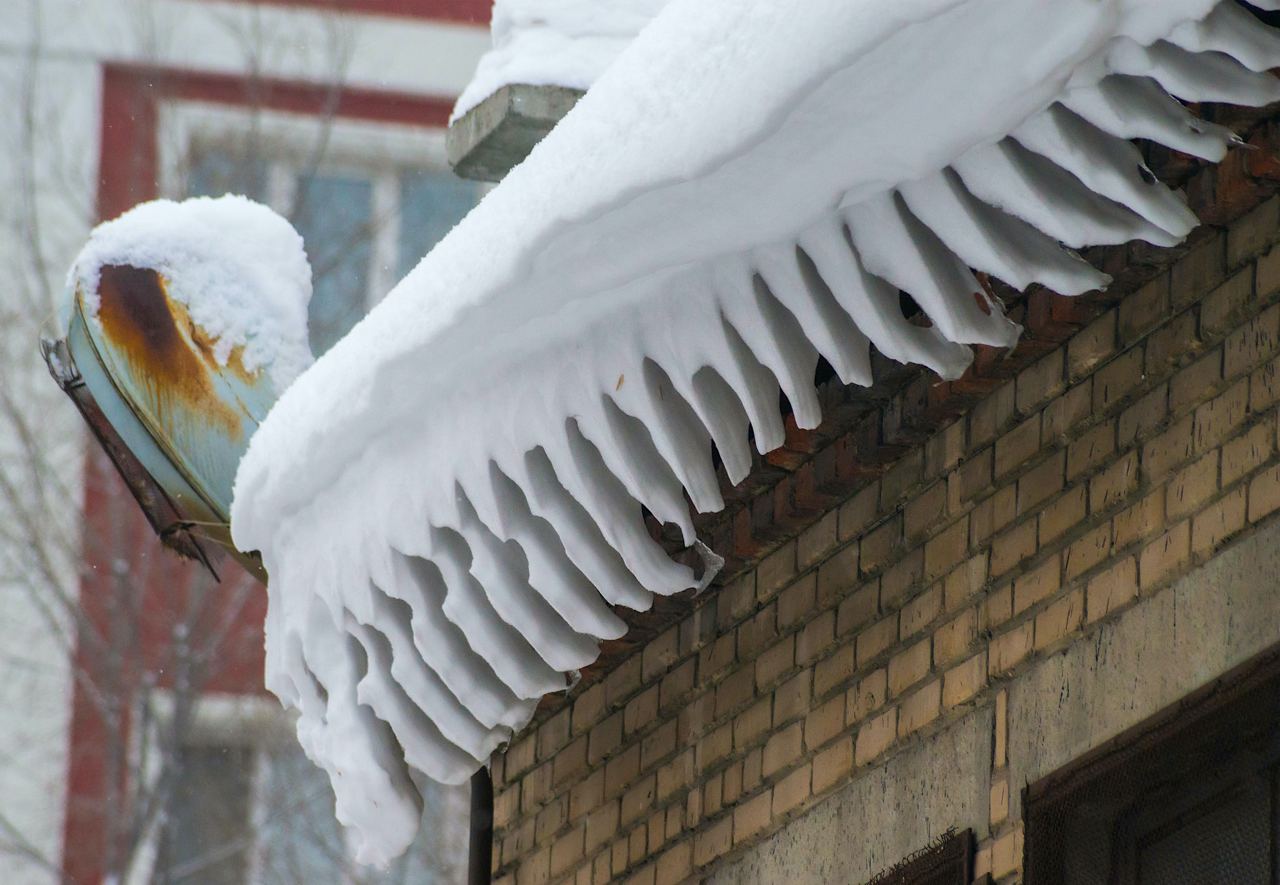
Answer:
top-left (447, 84), bottom-right (584, 182)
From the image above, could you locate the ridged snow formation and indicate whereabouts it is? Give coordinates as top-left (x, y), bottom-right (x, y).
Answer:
top-left (231, 0), bottom-right (1280, 865)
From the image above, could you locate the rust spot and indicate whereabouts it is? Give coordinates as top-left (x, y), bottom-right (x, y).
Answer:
top-left (94, 264), bottom-right (243, 438)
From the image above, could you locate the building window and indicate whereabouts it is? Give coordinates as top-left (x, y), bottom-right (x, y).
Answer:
top-left (868, 829), bottom-right (978, 885)
top-left (1025, 647), bottom-right (1280, 885)
top-left (181, 126), bottom-right (482, 357)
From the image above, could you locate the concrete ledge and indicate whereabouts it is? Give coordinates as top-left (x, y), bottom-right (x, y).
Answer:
top-left (446, 84), bottom-right (584, 182)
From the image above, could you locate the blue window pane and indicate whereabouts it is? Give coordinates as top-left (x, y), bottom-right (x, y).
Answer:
top-left (187, 149), bottom-right (267, 201)
top-left (294, 173), bottom-right (374, 356)
top-left (398, 170), bottom-right (481, 278)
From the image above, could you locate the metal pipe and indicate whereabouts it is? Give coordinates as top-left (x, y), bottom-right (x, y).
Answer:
top-left (468, 766), bottom-right (494, 885)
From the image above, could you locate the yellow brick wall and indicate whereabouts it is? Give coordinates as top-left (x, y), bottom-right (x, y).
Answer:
top-left (489, 197), bottom-right (1280, 885)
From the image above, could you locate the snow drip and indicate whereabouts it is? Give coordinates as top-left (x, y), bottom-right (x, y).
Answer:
top-left (233, 0), bottom-right (1280, 866)
top-left (67, 196), bottom-right (314, 393)
top-left (452, 0), bottom-right (669, 119)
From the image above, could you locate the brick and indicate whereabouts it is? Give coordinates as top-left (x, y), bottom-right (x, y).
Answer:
top-left (1201, 265), bottom-right (1255, 338)
top-left (990, 827), bottom-right (1023, 880)
top-left (537, 794), bottom-right (568, 843)
top-left (732, 790), bottom-right (772, 845)
top-left (660, 659), bottom-right (696, 713)
top-left (1115, 488), bottom-right (1166, 549)
top-left (1138, 521), bottom-right (1191, 590)
top-left (837, 484), bottom-right (879, 542)
top-left (988, 622), bottom-right (1034, 675)
top-left (1033, 589), bottom-right (1084, 651)
top-left (755, 634), bottom-right (795, 689)
top-left (958, 448), bottom-right (994, 501)
top-left (815, 544), bottom-right (859, 607)
top-left (1223, 419), bottom-right (1275, 485)
top-left (888, 638), bottom-right (932, 697)
top-left (1171, 230), bottom-right (1225, 309)
top-left (855, 709), bottom-right (897, 766)
top-left (1227, 194), bottom-right (1280, 268)
top-left (773, 671), bottom-right (812, 724)
top-left (552, 829), bottom-right (586, 881)
top-left (1145, 311), bottom-right (1199, 377)
top-left (1193, 487), bottom-right (1248, 557)
top-left (776, 575), bottom-right (815, 630)
top-left (1042, 382), bottom-right (1094, 443)
top-left (1039, 486), bottom-right (1087, 544)
top-left (771, 763), bottom-right (812, 817)
top-left (994, 415), bottom-right (1041, 479)
top-left (1248, 463), bottom-right (1280, 522)
top-left (1012, 556), bottom-right (1061, 616)
top-left (656, 750), bottom-right (695, 803)
top-left (1260, 240), bottom-right (1280, 298)
top-left (507, 734), bottom-right (537, 780)
top-left (860, 516), bottom-right (902, 575)
top-left (762, 723), bottom-right (803, 778)
top-left (570, 769), bottom-right (605, 821)
top-left (994, 690), bottom-right (1008, 767)
top-left (881, 450), bottom-right (923, 507)
top-left (1142, 415), bottom-right (1194, 482)
top-left (1017, 351), bottom-right (1065, 413)
top-left (969, 381), bottom-right (1016, 450)
top-left (714, 668), bottom-right (755, 719)
top-left (797, 510), bottom-right (838, 569)
top-left (1068, 311), bottom-right (1116, 379)
top-left (934, 607), bottom-right (978, 666)
top-left (1065, 522), bottom-right (1113, 581)
top-left (814, 644), bottom-right (855, 698)
top-left (804, 694), bottom-right (846, 750)
top-left (518, 847), bottom-right (552, 885)
top-left (621, 775), bottom-right (656, 826)
top-left (796, 611), bottom-right (835, 666)
top-left (698, 632), bottom-right (736, 682)
top-left (642, 720), bottom-right (678, 771)
top-left (1119, 274), bottom-right (1169, 342)
top-left (991, 772), bottom-right (1010, 826)
top-left (900, 585), bottom-right (942, 639)
top-left (1118, 384), bottom-right (1169, 448)
top-left (990, 520), bottom-right (1037, 577)
top-left (756, 541), bottom-right (798, 602)
top-left (880, 549), bottom-right (923, 611)
top-left (983, 583), bottom-right (1013, 631)
top-left (812, 738), bottom-right (854, 793)
top-left (847, 668), bottom-right (887, 723)
top-left (924, 517), bottom-right (969, 582)
top-left (715, 574), bottom-right (756, 631)
top-left (942, 653), bottom-right (986, 708)
top-left (554, 738), bottom-right (589, 787)
top-left (656, 842), bottom-right (691, 885)
top-left (1193, 379), bottom-right (1249, 453)
top-left (942, 553), bottom-right (988, 612)
top-left (836, 583), bottom-right (878, 636)
top-left (1093, 348), bottom-right (1145, 414)
top-left (1017, 450), bottom-right (1065, 513)
top-left (585, 801), bottom-right (620, 853)
top-left (856, 614), bottom-right (898, 667)
top-left (624, 687), bottom-right (659, 737)
top-left (1090, 451), bottom-right (1139, 514)
top-left (1067, 422), bottom-right (1117, 480)
top-left (693, 816), bottom-right (732, 868)
top-left (722, 762), bottom-right (743, 807)
top-left (971, 485), bottom-right (1016, 547)
top-left (1170, 350), bottom-right (1222, 413)
top-left (1251, 355), bottom-right (1280, 410)
top-left (905, 481), bottom-right (948, 540)
top-left (1168, 451), bottom-right (1219, 519)
top-left (739, 604), bottom-right (780, 662)
top-left (522, 763), bottom-right (553, 812)
top-left (604, 656), bottom-right (642, 710)
top-left (897, 679), bottom-right (941, 737)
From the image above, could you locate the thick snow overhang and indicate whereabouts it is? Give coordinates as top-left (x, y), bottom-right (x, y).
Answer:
top-left (230, 0), bottom-right (1280, 865)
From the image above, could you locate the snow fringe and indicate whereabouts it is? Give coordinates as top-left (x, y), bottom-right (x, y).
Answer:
top-left (232, 0), bottom-right (1280, 865)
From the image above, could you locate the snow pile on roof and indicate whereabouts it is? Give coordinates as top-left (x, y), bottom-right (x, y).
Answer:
top-left (452, 0), bottom-right (668, 118)
top-left (67, 196), bottom-right (314, 392)
top-left (233, 0), bottom-right (1280, 865)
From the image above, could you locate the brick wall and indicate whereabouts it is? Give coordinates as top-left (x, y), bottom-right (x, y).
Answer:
top-left (487, 192), bottom-right (1280, 885)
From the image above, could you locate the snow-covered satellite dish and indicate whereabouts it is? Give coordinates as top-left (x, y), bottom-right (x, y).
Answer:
top-left (47, 0), bottom-right (1280, 867)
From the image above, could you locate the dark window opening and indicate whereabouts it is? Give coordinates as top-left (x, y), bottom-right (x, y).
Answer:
top-left (1025, 645), bottom-right (1280, 885)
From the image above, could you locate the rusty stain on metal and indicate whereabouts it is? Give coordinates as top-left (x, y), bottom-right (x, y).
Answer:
top-left (94, 264), bottom-right (244, 439)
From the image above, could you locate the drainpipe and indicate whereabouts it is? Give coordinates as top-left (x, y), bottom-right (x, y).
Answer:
top-left (469, 767), bottom-right (494, 885)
